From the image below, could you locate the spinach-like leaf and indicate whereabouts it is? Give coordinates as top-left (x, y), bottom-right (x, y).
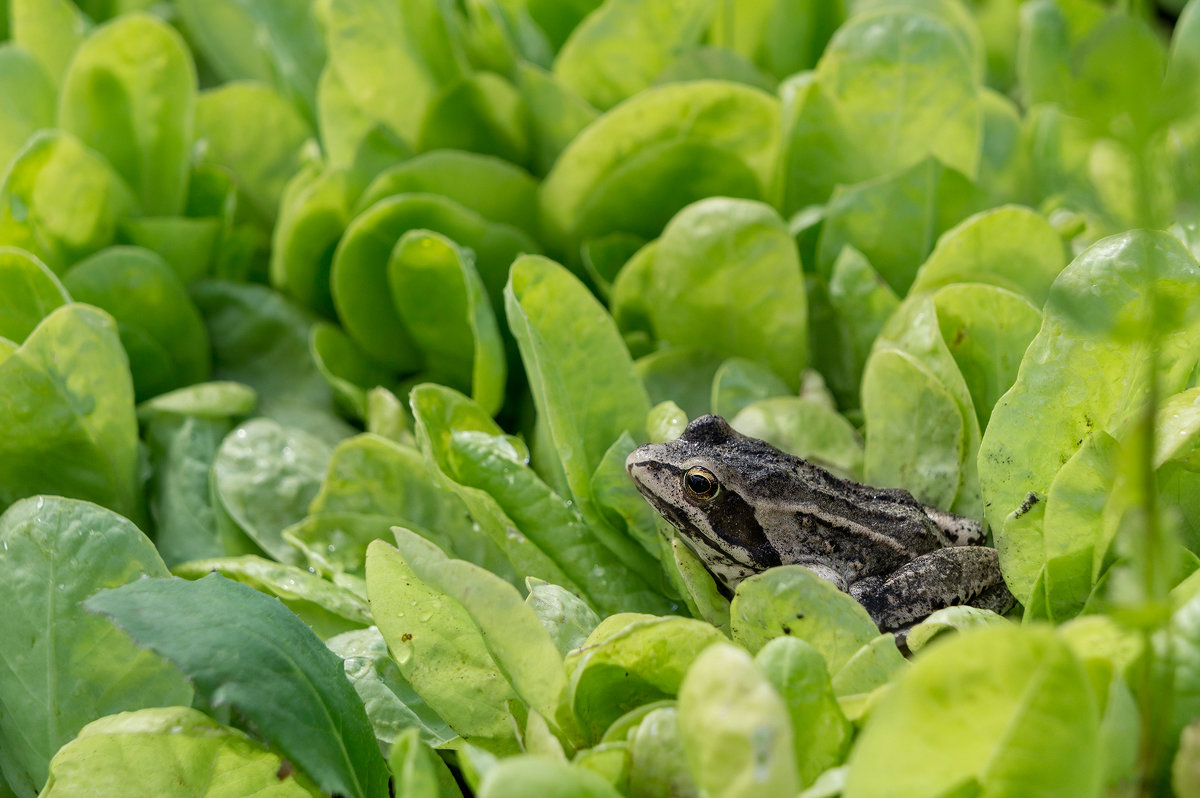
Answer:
top-left (678, 642), bottom-right (800, 797)
top-left (0, 45), bottom-right (54, 169)
top-left (0, 246), bottom-right (68, 343)
top-left (0, 304), bottom-right (140, 520)
top-left (730, 565), bottom-right (878, 672)
top-left (59, 13), bottom-right (195, 217)
top-left (366, 539), bottom-right (521, 754)
top-left (553, 0), bottom-right (716, 110)
top-left (0, 497), bottom-right (192, 797)
top-left (843, 626), bottom-right (1101, 798)
top-left (388, 230), bottom-right (505, 414)
top-left (506, 255), bottom-right (649, 524)
top-left (62, 246), bottom-right (210, 402)
top-left (39, 708), bottom-right (320, 798)
top-left (539, 81), bottom-right (780, 259)
top-left (979, 231), bottom-right (1200, 603)
top-left (0, 131), bottom-right (137, 273)
top-left (86, 572), bottom-right (389, 798)
top-left (195, 81), bottom-right (313, 226)
top-left (176, 0), bottom-right (325, 122)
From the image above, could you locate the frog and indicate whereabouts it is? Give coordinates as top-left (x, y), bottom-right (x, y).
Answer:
top-left (626, 414), bottom-right (1013, 636)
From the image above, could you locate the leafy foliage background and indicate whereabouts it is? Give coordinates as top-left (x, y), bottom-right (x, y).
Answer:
top-left (0, 0), bottom-right (1199, 796)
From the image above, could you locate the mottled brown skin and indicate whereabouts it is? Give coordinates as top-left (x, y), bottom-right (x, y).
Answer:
top-left (627, 415), bottom-right (1013, 634)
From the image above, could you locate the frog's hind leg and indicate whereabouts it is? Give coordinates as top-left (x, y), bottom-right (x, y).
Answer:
top-left (849, 546), bottom-right (1013, 633)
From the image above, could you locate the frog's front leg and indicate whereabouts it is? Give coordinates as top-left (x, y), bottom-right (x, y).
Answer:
top-left (848, 547), bottom-right (1013, 633)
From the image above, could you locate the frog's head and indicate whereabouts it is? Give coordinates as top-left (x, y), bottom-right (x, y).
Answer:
top-left (626, 414), bottom-right (785, 592)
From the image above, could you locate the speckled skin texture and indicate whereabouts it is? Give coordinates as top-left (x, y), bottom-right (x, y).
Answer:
top-left (627, 415), bottom-right (1013, 632)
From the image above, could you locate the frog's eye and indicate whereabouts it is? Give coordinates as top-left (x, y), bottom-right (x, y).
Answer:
top-left (683, 467), bottom-right (719, 500)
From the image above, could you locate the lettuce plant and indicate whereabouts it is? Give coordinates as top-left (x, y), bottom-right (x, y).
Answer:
top-left (1, 1), bottom-right (1200, 797)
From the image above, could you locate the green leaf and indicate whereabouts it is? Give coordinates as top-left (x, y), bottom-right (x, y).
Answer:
top-left (909, 205), bottom-right (1066, 306)
top-left (58, 13), bottom-right (195, 217)
top-left (283, 512), bottom-right (397, 577)
top-left (932, 283), bottom-right (1043, 429)
top-left (668, 534), bottom-right (732, 633)
top-left (0, 304), bottom-right (140, 520)
top-left (192, 279), bottom-right (352, 445)
top-left (39, 708), bottom-right (320, 798)
top-left (861, 349), bottom-right (963, 511)
top-left (526, 579), bottom-right (602, 657)
top-left (392, 528), bottom-right (570, 733)
top-left (655, 46), bottom-right (777, 92)
top-left (647, 400), bottom-right (688, 443)
top-left (0, 130), bottom-right (137, 273)
top-left (730, 565), bottom-right (879, 671)
top-left (1041, 427), bottom-right (1123, 619)
top-left (979, 231), bottom-right (1200, 602)
top-left (711, 0), bottom-right (844, 78)
top-left (636, 348), bottom-right (721, 421)
top-left (822, 245), bottom-right (899, 407)
top-left (388, 728), bottom-right (464, 798)
top-left (730, 398), bottom-right (863, 480)
top-left (314, 60), bottom-right (413, 174)
top-left (358, 150), bottom-right (540, 238)
top-left (539, 81), bottom-right (780, 259)
top-left (0, 497), bottom-right (192, 797)
top-left (829, 634), bottom-right (907, 697)
top-left (478, 756), bottom-right (624, 798)
top-left (419, 72), bottom-right (531, 167)
top-left (904, 605), bottom-right (1008, 654)
top-left (437, 402), bottom-right (669, 613)
top-left (754, 637), bottom-right (851, 788)
top-left (0, 45), bottom-right (55, 170)
top-left (195, 81), bottom-right (313, 226)
top-left (310, 321), bottom-right (395, 421)
top-left (553, 0), bottom-right (716, 110)
top-left (309, 432), bottom-right (508, 579)
top-left (175, 0), bottom-right (326, 121)
top-left (365, 539), bottom-right (520, 753)
top-left (388, 230), bottom-right (506, 414)
top-left (322, 0), bottom-right (467, 148)
top-left (328, 628), bottom-right (457, 751)
top-left (843, 625), bottom-right (1101, 798)
top-left (140, 382), bottom-right (256, 568)
top-left (1175, 722), bottom-right (1200, 798)
top-left (589, 431), bottom-right (665, 562)
top-left (506, 255), bottom-right (649, 521)
top-left (10, 0), bottom-right (87, 88)
top-left (566, 615), bottom-right (727, 740)
top-left (332, 194), bottom-right (537, 370)
top-left (868, 290), bottom-right (984, 517)
top-left (211, 418), bottom-right (332, 564)
top-left (408, 383), bottom-right (577, 588)
top-left (815, 157), bottom-right (988, 295)
top-left (677, 642), bottom-right (800, 797)
top-left (86, 573), bottom-right (389, 798)
top-left (175, 556), bottom-right (371, 639)
top-left (711, 357), bottom-right (791, 420)
top-left (118, 215), bottom-right (223, 285)
top-left (271, 165), bottom-right (354, 318)
top-left (626, 706), bottom-right (697, 797)
top-left (512, 61), bottom-right (599, 176)
top-left (636, 198), bottom-right (807, 385)
top-left (782, 9), bottom-right (981, 211)
top-left (0, 246), bottom-right (68, 343)
top-left (62, 246), bottom-right (211, 402)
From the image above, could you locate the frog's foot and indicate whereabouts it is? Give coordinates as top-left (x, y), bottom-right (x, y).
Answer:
top-left (921, 505), bottom-right (985, 546)
top-left (849, 546), bottom-right (1013, 633)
